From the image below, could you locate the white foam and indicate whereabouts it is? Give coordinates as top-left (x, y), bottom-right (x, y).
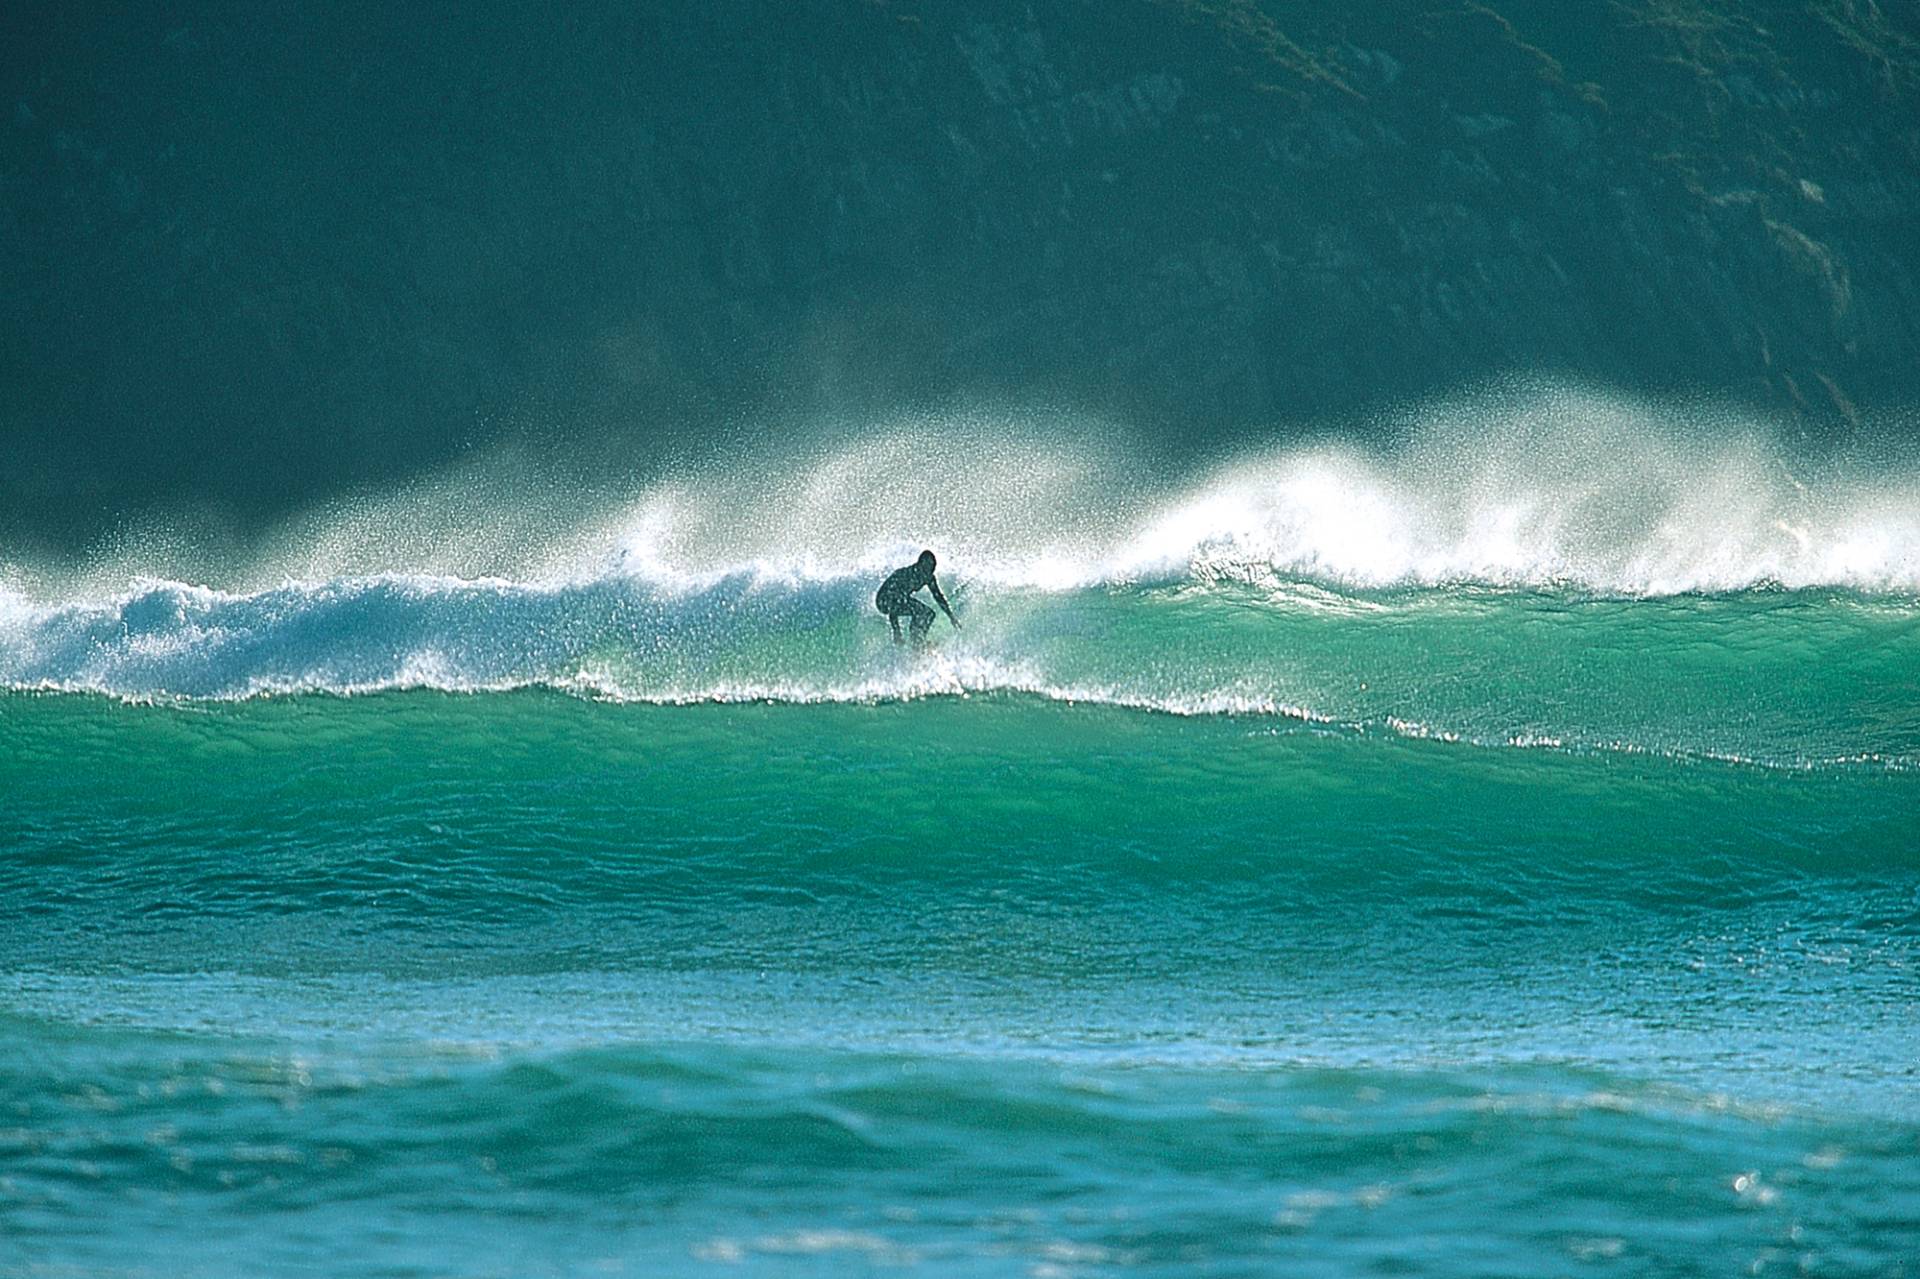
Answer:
top-left (0, 562), bottom-right (1348, 714)
top-left (12, 386), bottom-right (1920, 600)
top-left (4, 386), bottom-right (1918, 705)
top-left (562, 388), bottom-right (1920, 596)
top-left (1081, 412), bottom-right (1920, 595)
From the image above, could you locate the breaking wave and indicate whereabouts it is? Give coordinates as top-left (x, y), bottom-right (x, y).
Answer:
top-left (2, 387), bottom-right (1916, 712)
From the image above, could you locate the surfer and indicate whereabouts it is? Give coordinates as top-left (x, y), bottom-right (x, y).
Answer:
top-left (875, 550), bottom-right (959, 647)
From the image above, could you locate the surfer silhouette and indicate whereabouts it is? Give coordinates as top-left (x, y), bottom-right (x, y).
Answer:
top-left (875, 550), bottom-right (959, 647)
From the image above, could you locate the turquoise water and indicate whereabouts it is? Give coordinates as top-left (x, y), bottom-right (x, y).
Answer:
top-left (4, 417), bottom-right (1920, 1275)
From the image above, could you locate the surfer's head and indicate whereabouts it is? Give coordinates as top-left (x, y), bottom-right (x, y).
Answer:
top-left (918, 550), bottom-right (936, 570)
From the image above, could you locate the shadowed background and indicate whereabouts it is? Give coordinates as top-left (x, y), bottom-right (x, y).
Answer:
top-left (4, 0), bottom-right (1917, 552)
top-left (7, 9), bottom-right (1920, 1273)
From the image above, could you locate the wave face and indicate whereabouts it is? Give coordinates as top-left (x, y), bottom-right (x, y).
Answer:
top-left (4, 686), bottom-right (1919, 1276)
top-left (4, 570), bottom-right (1917, 768)
top-left (5, 394), bottom-right (1920, 1277)
top-left (4, 394), bottom-right (1919, 764)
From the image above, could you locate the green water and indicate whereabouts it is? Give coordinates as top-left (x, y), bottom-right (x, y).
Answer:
top-left (5, 578), bottom-right (1919, 1275)
top-left (5, 414), bottom-right (1920, 1275)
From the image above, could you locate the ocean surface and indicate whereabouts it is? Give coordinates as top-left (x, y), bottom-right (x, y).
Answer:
top-left (4, 405), bottom-right (1918, 1276)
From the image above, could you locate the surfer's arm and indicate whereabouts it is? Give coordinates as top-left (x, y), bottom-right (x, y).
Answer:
top-left (929, 577), bottom-right (959, 627)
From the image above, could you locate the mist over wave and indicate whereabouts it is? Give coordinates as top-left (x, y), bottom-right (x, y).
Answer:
top-left (9, 387), bottom-right (1917, 596)
top-left (455, 386), bottom-right (1920, 595)
top-left (2, 389), bottom-right (1916, 740)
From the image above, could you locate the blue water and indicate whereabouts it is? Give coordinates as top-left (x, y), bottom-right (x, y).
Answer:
top-left (4, 412), bottom-right (1919, 1275)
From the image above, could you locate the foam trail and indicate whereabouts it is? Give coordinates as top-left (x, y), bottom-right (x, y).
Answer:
top-left (3, 388), bottom-right (1918, 746)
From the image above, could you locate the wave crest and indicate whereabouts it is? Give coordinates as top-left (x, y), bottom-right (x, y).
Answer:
top-left (4, 387), bottom-right (1917, 712)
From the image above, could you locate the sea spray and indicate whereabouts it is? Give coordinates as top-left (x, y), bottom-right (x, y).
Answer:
top-left (9, 386), bottom-right (1920, 597)
top-left (5, 386), bottom-right (1919, 1277)
top-left (3, 392), bottom-right (1917, 770)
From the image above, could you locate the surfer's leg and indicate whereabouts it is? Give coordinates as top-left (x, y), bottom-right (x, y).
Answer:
top-left (879, 590), bottom-right (909, 645)
top-left (907, 599), bottom-right (935, 646)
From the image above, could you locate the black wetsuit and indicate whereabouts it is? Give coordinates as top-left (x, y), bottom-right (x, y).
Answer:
top-left (875, 561), bottom-right (953, 645)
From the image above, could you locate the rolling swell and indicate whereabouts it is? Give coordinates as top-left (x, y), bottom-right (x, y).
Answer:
top-left (3, 398), bottom-right (1916, 769)
top-left (6, 402), bottom-right (1920, 1277)
top-left (2, 571), bottom-right (1914, 770)
top-left (9, 1018), bottom-right (1917, 1277)
top-left (5, 692), bottom-right (1914, 988)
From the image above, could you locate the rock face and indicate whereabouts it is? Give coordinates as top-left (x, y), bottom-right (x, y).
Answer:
top-left (3, 0), bottom-right (1917, 542)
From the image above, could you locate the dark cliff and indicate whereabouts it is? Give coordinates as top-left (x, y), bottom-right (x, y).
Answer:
top-left (4, 0), bottom-right (1917, 545)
